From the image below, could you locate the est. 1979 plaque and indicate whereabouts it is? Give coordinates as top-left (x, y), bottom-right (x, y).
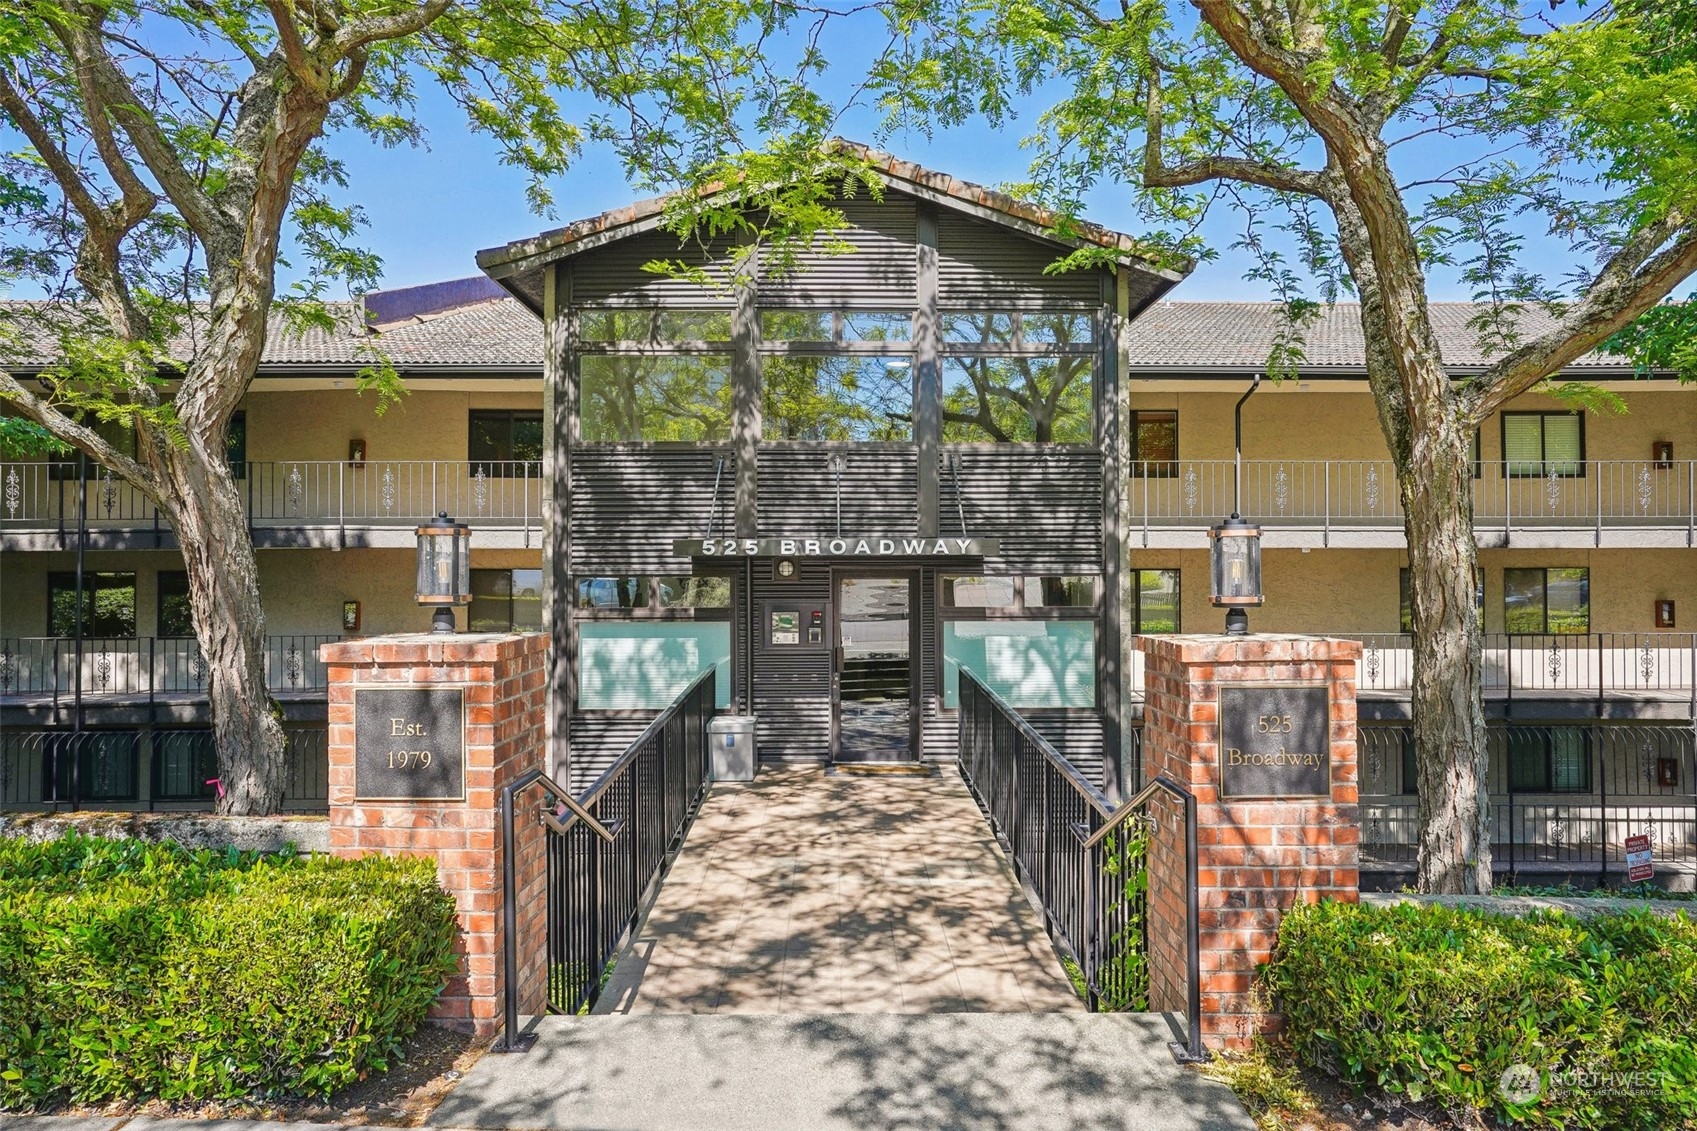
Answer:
top-left (1219, 683), bottom-right (1331, 799)
top-left (354, 686), bottom-right (466, 800)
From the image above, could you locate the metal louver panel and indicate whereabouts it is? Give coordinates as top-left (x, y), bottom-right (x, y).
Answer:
top-left (756, 448), bottom-right (920, 536)
top-left (571, 229), bottom-right (739, 305)
top-left (570, 448), bottom-right (732, 571)
top-left (936, 212), bottom-right (1106, 306)
top-left (749, 556), bottom-right (833, 759)
top-left (942, 447), bottom-right (1104, 572)
top-left (566, 714), bottom-right (661, 791)
top-left (756, 197), bottom-right (918, 308)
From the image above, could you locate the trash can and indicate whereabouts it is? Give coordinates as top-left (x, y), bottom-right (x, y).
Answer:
top-left (708, 715), bottom-right (757, 782)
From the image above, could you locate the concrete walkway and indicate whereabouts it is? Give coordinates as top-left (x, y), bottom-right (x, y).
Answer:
top-left (594, 765), bottom-right (1083, 1015)
top-left (429, 1013), bottom-right (1257, 1131)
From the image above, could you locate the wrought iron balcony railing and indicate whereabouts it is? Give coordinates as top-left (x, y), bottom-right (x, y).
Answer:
top-left (1129, 459), bottom-right (1697, 543)
top-left (0, 635), bottom-right (342, 700)
top-left (0, 460), bottom-right (543, 532)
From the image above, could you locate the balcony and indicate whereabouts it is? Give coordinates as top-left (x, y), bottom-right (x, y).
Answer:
top-left (1129, 459), bottom-right (1697, 548)
top-left (0, 461), bottom-right (544, 550)
top-left (1125, 632), bottom-right (1697, 718)
top-left (0, 635), bottom-right (341, 705)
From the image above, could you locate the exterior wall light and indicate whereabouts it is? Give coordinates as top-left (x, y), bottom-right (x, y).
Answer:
top-left (416, 512), bottom-right (471, 633)
top-left (1208, 374), bottom-right (1264, 635)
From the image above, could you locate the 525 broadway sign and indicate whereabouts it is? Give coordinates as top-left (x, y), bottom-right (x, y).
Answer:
top-left (675, 536), bottom-right (1000, 557)
top-left (1218, 683), bottom-right (1332, 799)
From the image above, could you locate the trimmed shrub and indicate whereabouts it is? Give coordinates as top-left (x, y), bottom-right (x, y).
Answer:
top-left (0, 834), bottom-right (458, 1107)
top-left (1265, 899), bottom-right (1697, 1130)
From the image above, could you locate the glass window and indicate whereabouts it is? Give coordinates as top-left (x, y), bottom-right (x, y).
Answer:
top-left (941, 312), bottom-right (1017, 345)
top-left (942, 620), bottom-right (1095, 708)
top-left (655, 575), bottom-right (731, 608)
top-left (226, 411), bottom-right (247, 480)
top-left (1503, 568), bottom-right (1589, 634)
top-left (1130, 411), bottom-right (1178, 478)
top-left (762, 354), bottom-right (912, 441)
top-left (157, 571), bottom-right (193, 636)
top-left (1502, 412), bottom-right (1583, 477)
top-left (1130, 570), bottom-right (1180, 632)
top-left (469, 410), bottom-right (543, 474)
top-left (760, 310), bottom-right (833, 341)
top-left (578, 622), bottom-right (732, 709)
top-left (841, 312), bottom-right (912, 342)
top-left (575, 577), bottom-right (646, 610)
top-left (470, 569), bottom-right (544, 631)
top-left (1399, 568), bottom-right (1484, 632)
top-left (1508, 727), bottom-right (1591, 793)
top-left (153, 730), bottom-right (216, 800)
top-left (941, 356), bottom-right (1093, 443)
top-left (48, 572), bottom-right (137, 637)
top-left (1019, 312), bottom-right (1094, 346)
top-left (579, 309), bottom-right (731, 341)
top-left (1026, 576), bottom-right (1097, 608)
top-left (942, 576), bottom-right (1019, 608)
top-left (1400, 730), bottom-right (1417, 795)
top-left (580, 355), bottom-right (733, 442)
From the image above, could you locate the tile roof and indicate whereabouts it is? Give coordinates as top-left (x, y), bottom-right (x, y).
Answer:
top-left (1123, 301), bottom-right (1637, 373)
top-left (2, 297), bottom-right (1656, 374)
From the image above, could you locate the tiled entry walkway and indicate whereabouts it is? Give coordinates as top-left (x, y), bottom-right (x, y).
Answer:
top-left (595, 766), bottom-right (1084, 1015)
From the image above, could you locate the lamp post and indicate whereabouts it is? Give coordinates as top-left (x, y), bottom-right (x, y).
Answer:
top-left (1209, 376), bottom-right (1264, 635)
top-left (415, 512), bottom-right (471, 633)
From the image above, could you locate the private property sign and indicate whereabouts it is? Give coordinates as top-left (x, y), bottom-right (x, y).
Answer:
top-left (676, 536), bottom-right (1000, 557)
top-left (1626, 834), bottom-right (1653, 883)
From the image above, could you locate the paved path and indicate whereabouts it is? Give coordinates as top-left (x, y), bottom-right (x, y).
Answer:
top-left (594, 765), bottom-right (1083, 1015)
top-left (429, 1013), bottom-right (1258, 1131)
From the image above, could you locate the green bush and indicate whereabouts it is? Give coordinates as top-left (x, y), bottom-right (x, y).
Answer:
top-left (0, 834), bottom-right (459, 1107)
top-left (1266, 899), bottom-right (1697, 1130)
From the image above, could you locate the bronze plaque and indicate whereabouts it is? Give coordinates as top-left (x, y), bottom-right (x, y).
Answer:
top-left (1219, 683), bottom-right (1331, 799)
top-left (354, 686), bottom-right (466, 800)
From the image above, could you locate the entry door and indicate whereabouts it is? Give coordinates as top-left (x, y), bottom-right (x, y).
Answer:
top-left (833, 574), bottom-right (917, 763)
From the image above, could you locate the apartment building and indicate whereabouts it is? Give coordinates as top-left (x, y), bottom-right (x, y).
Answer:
top-left (2, 154), bottom-right (1691, 885)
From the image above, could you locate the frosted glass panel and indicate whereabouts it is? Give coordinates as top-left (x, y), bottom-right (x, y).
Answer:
top-left (942, 620), bottom-right (1095, 708)
top-left (578, 622), bottom-right (732, 709)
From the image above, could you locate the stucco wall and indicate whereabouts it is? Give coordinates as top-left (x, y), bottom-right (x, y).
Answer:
top-left (242, 388), bottom-right (542, 464)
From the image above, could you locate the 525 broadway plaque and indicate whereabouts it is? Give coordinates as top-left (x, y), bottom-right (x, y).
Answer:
top-left (1219, 683), bottom-right (1331, 799)
top-left (354, 687), bottom-right (466, 800)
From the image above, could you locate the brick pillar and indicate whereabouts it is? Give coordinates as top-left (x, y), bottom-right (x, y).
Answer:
top-left (321, 633), bottom-right (549, 1037)
top-left (1137, 634), bottom-right (1361, 1049)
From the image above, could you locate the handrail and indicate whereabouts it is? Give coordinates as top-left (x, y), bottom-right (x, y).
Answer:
top-left (956, 671), bottom-right (1205, 1063)
top-left (572, 668), bottom-right (717, 809)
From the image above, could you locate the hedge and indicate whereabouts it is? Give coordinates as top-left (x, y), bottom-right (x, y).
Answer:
top-left (0, 834), bottom-right (459, 1107)
top-left (1266, 899), bottom-right (1697, 1130)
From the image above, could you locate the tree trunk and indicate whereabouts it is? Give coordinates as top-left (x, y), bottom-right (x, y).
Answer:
top-left (157, 436), bottom-right (287, 814)
top-left (1400, 412), bottom-right (1493, 893)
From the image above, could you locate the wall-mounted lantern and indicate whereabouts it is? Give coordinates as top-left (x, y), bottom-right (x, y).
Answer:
top-left (1209, 375), bottom-right (1265, 635)
top-left (415, 512), bottom-right (471, 633)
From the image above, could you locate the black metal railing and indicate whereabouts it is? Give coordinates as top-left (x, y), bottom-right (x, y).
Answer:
top-left (0, 724), bottom-right (329, 811)
top-left (958, 671), bottom-right (1203, 1062)
top-left (498, 669), bottom-right (715, 1049)
top-left (0, 635), bottom-right (341, 700)
top-left (1358, 720), bottom-right (1697, 877)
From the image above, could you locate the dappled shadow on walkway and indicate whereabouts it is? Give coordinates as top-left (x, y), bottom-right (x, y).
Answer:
top-left (593, 764), bottom-right (1082, 1016)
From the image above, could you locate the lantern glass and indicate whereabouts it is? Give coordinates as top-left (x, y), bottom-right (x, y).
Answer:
top-left (415, 513), bottom-right (472, 620)
top-left (1208, 517), bottom-right (1263, 608)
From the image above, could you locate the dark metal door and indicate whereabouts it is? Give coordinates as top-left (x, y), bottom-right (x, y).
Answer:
top-left (833, 573), bottom-right (917, 763)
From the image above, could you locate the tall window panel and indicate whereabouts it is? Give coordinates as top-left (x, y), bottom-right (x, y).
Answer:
top-left (1503, 567), bottom-right (1590, 634)
top-left (1129, 569), bottom-right (1181, 633)
top-left (48, 572), bottom-right (136, 637)
top-left (1129, 411), bottom-right (1178, 478)
top-left (579, 356), bottom-right (733, 442)
top-left (469, 569), bottom-right (544, 632)
top-left (940, 574), bottom-right (1097, 708)
top-left (939, 311), bottom-right (1096, 444)
top-left (1502, 412), bottom-right (1584, 477)
top-left (573, 573), bottom-right (733, 709)
top-left (469, 411), bottom-right (543, 474)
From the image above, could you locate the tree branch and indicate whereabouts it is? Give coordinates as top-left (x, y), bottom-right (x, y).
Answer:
top-left (1469, 216), bottom-right (1697, 419)
top-left (262, 0), bottom-right (320, 89)
top-left (0, 372), bottom-right (158, 490)
top-left (0, 70), bottom-right (107, 229)
top-left (1142, 58), bottom-right (1331, 198)
top-left (333, 0), bottom-right (451, 54)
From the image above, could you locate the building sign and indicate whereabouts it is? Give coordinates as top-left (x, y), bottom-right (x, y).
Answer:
top-left (354, 686), bottom-right (466, 801)
top-left (1626, 834), bottom-right (1653, 883)
top-left (1219, 683), bottom-right (1332, 799)
top-left (675, 536), bottom-right (1000, 558)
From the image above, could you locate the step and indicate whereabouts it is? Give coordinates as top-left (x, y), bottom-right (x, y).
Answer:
top-left (428, 1013), bottom-right (1255, 1131)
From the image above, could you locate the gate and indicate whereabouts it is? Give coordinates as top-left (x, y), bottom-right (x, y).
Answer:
top-left (497, 669), bottom-right (716, 1047)
top-left (956, 671), bottom-right (1205, 1062)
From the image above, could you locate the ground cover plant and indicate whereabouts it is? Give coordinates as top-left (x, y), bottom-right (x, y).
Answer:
top-left (0, 834), bottom-right (458, 1107)
top-left (1267, 899), bottom-right (1697, 1129)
